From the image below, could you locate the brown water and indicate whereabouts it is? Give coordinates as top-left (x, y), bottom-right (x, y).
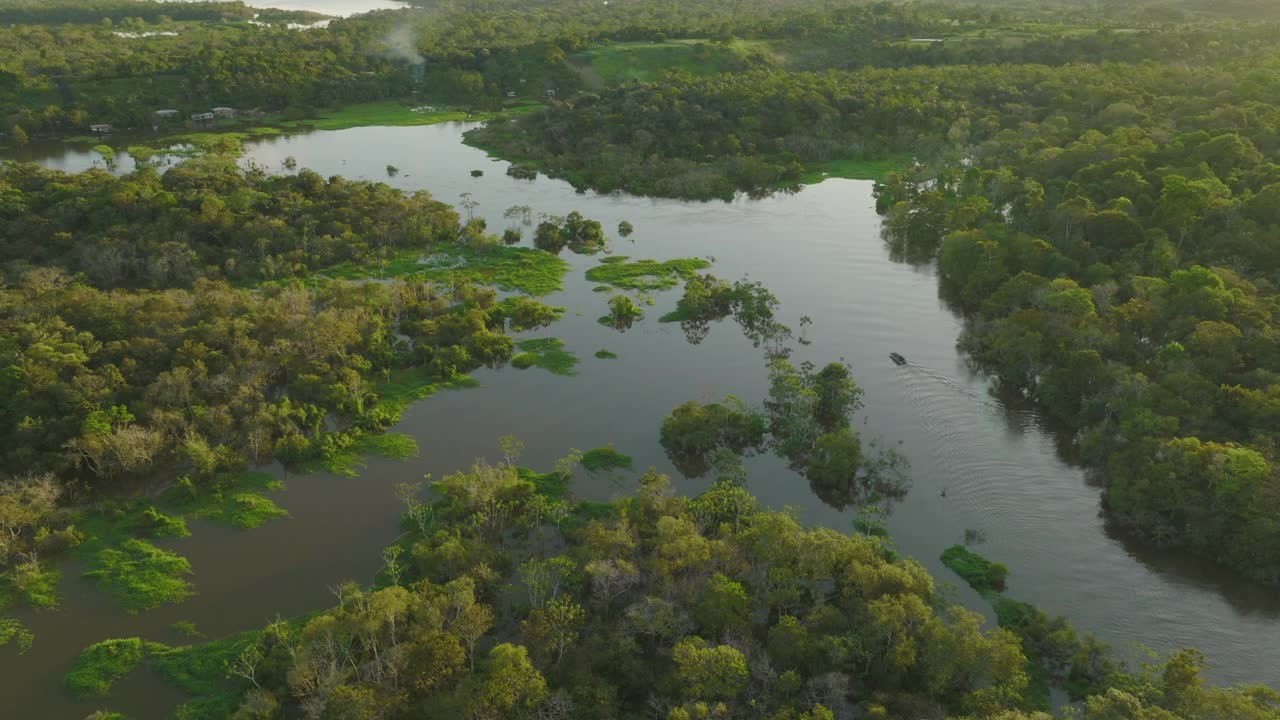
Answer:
top-left (4, 124), bottom-right (1278, 718)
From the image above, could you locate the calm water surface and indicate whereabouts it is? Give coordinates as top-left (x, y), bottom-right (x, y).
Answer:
top-left (3, 124), bottom-right (1278, 718)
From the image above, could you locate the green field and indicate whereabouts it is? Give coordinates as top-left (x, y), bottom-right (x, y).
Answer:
top-left (283, 100), bottom-right (542, 131)
top-left (571, 40), bottom-right (761, 85)
top-left (793, 154), bottom-right (915, 185)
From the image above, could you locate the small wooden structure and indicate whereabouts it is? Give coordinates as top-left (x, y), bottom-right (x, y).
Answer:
top-left (89, 123), bottom-right (113, 135)
top-left (154, 109), bottom-right (179, 118)
top-left (190, 111), bottom-right (215, 122)
top-left (212, 107), bottom-right (237, 119)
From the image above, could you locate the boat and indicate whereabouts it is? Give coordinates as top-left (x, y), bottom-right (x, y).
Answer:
top-left (889, 352), bottom-right (907, 366)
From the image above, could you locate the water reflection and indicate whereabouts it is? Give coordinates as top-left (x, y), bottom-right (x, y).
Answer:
top-left (2, 122), bottom-right (1278, 720)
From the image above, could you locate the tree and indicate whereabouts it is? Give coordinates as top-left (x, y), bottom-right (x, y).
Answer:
top-left (522, 596), bottom-right (585, 666)
top-left (693, 573), bottom-right (748, 635)
top-left (533, 222), bottom-right (566, 253)
top-left (469, 644), bottom-right (547, 720)
top-left (671, 637), bottom-right (748, 701)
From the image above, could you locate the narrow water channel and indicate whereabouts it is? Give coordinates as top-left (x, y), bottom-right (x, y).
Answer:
top-left (3, 123), bottom-right (1276, 718)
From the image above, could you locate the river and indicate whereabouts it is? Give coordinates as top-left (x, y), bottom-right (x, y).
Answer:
top-left (2, 124), bottom-right (1277, 718)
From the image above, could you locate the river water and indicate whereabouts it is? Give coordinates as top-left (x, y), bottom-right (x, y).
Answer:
top-left (3, 124), bottom-right (1277, 718)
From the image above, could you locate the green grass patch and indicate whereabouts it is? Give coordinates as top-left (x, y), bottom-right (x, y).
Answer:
top-left (161, 472), bottom-right (286, 530)
top-left (284, 100), bottom-right (543, 132)
top-left (0, 563), bottom-right (61, 610)
top-left (92, 144), bottom-right (116, 161)
top-left (794, 154), bottom-right (914, 185)
top-left (162, 132), bottom-right (249, 157)
top-left (65, 638), bottom-right (150, 700)
top-left (321, 245), bottom-right (569, 296)
top-left (0, 617), bottom-right (34, 653)
top-left (374, 367), bottom-right (478, 420)
top-left (128, 506), bottom-right (190, 539)
top-left (595, 349), bottom-right (618, 359)
top-left (513, 338), bottom-right (578, 376)
top-left (940, 544), bottom-right (1009, 598)
top-left (574, 40), bottom-right (745, 84)
top-left (320, 432), bottom-right (421, 478)
top-left (585, 257), bottom-right (711, 291)
top-left (83, 539), bottom-right (194, 612)
top-left (582, 445), bottom-right (633, 473)
top-left (149, 631), bottom-right (261, 720)
top-left (172, 621), bottom-right (204, 639)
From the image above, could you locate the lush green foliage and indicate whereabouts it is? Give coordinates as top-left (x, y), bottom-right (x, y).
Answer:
top-left (943, 545), bottom-right (1125, 710)
top-left (0, 561), bottom-right (60, 609)
top-left (0, 160), bottom-right (459, 287)
top-left (454, 0), bottom-right (1280, 581)
top-left (161, 472), bottom-right (287, 530)
top-left (512, 338), bottom-right (579, 376)
top-left (941, 544), bottom-right (1010, 597)
top-left (323, 245), bottom-right (570, 297)
top-left (871, 58), bottom-right (1280, 581)
top-left (87, 454), bottom-right (1280, 719)
top-left (64, 637), bottom-right (149, 699)
top-left (82, 538), bottom-right (193, 612)
top-left (0, 616), bottom-right (33, 653)
top-left (585, 257), bottom-right (711, 291)
top-left (580, 445), bottom-right (633, 473)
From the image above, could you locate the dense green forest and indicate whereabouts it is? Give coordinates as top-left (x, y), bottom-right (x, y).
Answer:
top-left (9, 0), bottom-right (1280, 140)
top-left (0, 157), bottom-right (579, 604)
top-left (71, 459), bottom-right (1280, 719)
top-left (2, 0), bottom-right (1280, 717)
top-left (458, 5), bottom-right (1280, 583)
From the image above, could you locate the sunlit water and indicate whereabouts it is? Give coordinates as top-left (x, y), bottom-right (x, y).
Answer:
top-left (3, 125), bottom-right (1277, 718)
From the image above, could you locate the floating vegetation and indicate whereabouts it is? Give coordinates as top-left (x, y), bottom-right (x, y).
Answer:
top-left (161, 472), bottom-right (287, 530)
top-left (585, 257), bottom-right (711, 291)
top-left (595, 349), bottom-right (618, 359)
top-left (0, 562), bottom-right (61, 610)
top-left (0, 617), bottom-right (33, 654)
top-left (322, 246), bottom-right (569, 296)
top-left (172, 620), bottom-right (204, 638)
top-left (374, 368), bottom-right (478, 422)
top-left (321, 433), bottom-right (421, 478)
top-left (512, 338), bottom-right (579, 376)
top-left (82, 539), bottom-right (194, 612)
top-left (940, 544), bottom-right (1009, 597)
top-left (65, 638), bottom-right (149, 700)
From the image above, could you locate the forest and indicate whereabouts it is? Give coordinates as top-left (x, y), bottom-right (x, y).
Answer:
top-left (460, 5), bottom-right (1280, 582)
top-left (2, 0), bottom-right (1280, 718)
top-left (62, 456), bottom-right (1280, 720)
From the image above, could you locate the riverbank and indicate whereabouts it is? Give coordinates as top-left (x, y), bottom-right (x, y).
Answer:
top-left (2, 122), bottom-right (1278, 719)
top-left (3, 98), bottom-right (542, 158)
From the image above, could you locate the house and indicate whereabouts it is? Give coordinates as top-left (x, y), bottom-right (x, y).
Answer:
top-left (190, 112), bottom-right (215, 122)
top-left (89, 124), bottom-right (113, 135)
top-left (154, 109), bottom-right (179, 118)
top-left (212, 107), bottom-right (236, 119)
